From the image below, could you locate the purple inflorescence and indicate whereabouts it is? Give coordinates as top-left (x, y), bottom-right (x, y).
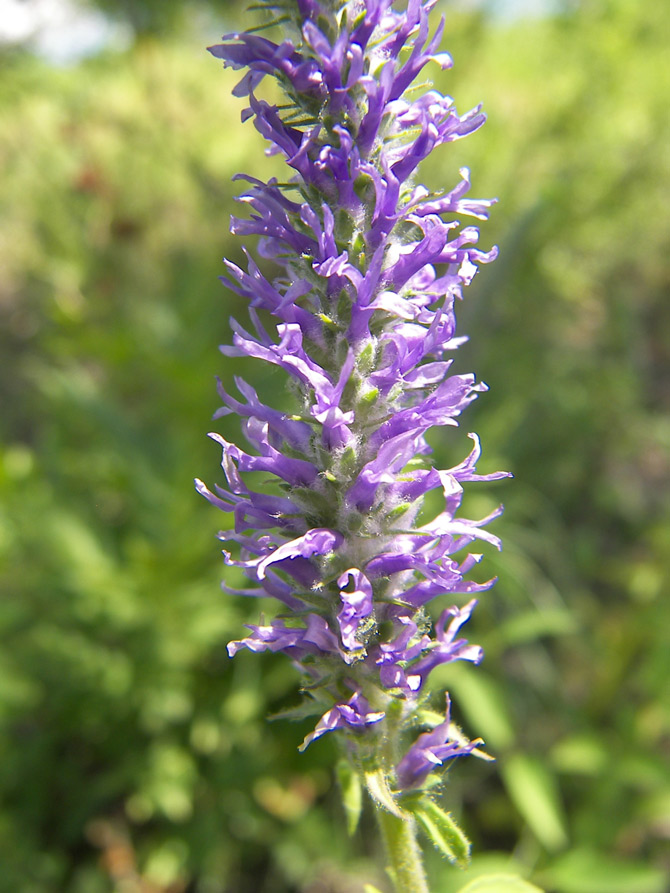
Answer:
top-left (199, 0), bottom-right (509, 793)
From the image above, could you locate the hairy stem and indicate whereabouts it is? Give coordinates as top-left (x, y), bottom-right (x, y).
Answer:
top-left (377, 808), bottom-right (430, 893)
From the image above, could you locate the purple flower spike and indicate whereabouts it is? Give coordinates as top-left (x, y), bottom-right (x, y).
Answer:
top-left (202, 0), bottom-right (507, 794)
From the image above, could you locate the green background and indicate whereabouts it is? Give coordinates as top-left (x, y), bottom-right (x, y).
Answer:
top-left (1, 0), bottom-right (668, 890)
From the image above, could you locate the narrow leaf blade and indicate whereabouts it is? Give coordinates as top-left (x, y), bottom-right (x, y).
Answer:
top-left (456, 874), bottom-right (545, 893)
top-left (501, 753), bottom-right (568, 852)
top-left (409, 798), bottom-right (471, 869)
top-left (336, 759), bottom-right (363, 836)
top-left (365, 768), bottom-right (403, 817)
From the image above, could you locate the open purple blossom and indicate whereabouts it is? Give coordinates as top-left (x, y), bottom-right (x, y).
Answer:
top-left (396, 695), bottom-right (484, 789)
top-left (299, 690), bottom-right (386, 752)
top-left (200, 0), bottom-right (509, 804)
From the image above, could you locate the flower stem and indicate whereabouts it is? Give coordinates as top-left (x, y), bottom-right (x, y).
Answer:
top-left (377, 808), bottom-right (430, 893)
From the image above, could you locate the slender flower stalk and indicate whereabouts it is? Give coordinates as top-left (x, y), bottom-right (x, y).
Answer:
top-left (199, 1), bottom-right (509, 886)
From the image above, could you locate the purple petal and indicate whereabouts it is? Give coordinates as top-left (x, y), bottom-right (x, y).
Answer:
top-left (257, 528), bottom-right (344, 580)
top-left (396, 695), bottom-right (483, 789)
top-left (337, 568), bottom-right (374, 652)
top-left (299, 691), bottom-right (385, 751)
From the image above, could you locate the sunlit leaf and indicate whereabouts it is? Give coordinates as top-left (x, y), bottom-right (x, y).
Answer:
top-left (539, 849), bottom-right (669, 893)
top-left (501, 754), bottom-right (567, 852)
top-left (365, 768), bottom-right (403, 817)
top-left (456, 874), bottom-right (545, 893)
top-left (337, 759), bottom-right (363, 836)
top-left (407, 797), bottom-right (471, 869)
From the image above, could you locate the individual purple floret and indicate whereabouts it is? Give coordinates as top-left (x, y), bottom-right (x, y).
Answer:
top-left (200, 0), bottom-right (509, 803)
top-left (396, 695), bottom-right (484, 789)
top-left (299, 691), bottom-right (386, 752)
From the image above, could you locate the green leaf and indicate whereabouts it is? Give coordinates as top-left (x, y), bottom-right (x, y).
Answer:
top-left (365, 768), bottom-right (403, 817)
top-left (360, 387), bottom-right (380, 406)
top-left (496, 608), bottom-right (578, 646)
top-left (456, 874), bottom-right (545, 893)
top-left (408, 798), bottom-right (471, 869)
top-left (364, 886), bottom-right (385, 893)
top-left (340, 446), bottom-right (357, 477)
top-left (267, 700), bottom-right (324, 723)
top-left (549, 733), bottom-right (608, 775)
top-left (386, 502), bottom-right (413, 523)
top-left (539, 848), bottom-right (669, 893)
top-left (415, 707), bottom-right (446, 727)
top-left (442, 666), bottom-right (515, 751)
top-left (336, 759), bottom-right (363, 836)
top-left (290, 486), bottom-right (334, 518)
top-left (501, 754), bottom-right (568, 852)
top-left (356, 341), bottom-right (376, 375)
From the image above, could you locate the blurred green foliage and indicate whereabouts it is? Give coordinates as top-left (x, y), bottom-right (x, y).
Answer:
top-left (0, 0), bottom-right (668, 890)
top-left (77, 0), bottom-right (247, 37)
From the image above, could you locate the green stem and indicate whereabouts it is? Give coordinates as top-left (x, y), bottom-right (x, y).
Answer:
top-left (377, 808), bottom-right (430, 893)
